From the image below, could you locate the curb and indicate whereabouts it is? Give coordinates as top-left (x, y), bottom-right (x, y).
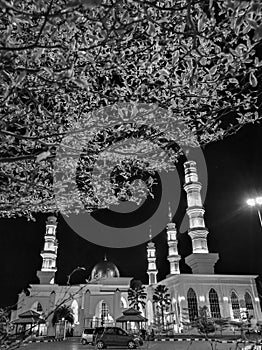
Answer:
top-left (26, 338), bottom-right (64, 344)
top-left (154, 338), bottom-right (261, 344)
top-left (1, 338), bottom-right (64, 348)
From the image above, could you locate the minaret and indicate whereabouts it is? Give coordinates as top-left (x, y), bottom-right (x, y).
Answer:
top-left (184, 161), bottom-right (209, 253)
top-left (183, 160), bottom-right (219, 274)
top-left (166, 204), bottom-right (180, 275)
top-left (147, 228), bottom-right (158, 285)
top-left (37, 216), bottom-right (58, 284)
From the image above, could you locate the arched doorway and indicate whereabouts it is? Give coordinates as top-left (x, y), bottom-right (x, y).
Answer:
top-left (30, 302), bottom-right (46, 336)
top-left (70, 300), bottom-right (79, 336)
top-left (71, 300), bottom-right (79, 324)
top-left (94, 300), bottom-right (114, 327)
top-left (121, 297), bottom-right (128, 309)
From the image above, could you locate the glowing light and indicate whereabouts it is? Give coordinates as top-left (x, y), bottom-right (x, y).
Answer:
top-left (246, 197), bottom-right (262, 206)
top-left (178, 296), bottom-right (185, 302)
top-left (223, 297), bottom-right (228, 302)
top-left (255, 297), bottom-right (260, 302)
top-left (246, 197), bottom-right (262, 227)
top-left (247, 198), bottom-right (256, 206)
top-left (199, 296), bottom-right (205, 302)
top-left (149, 226), bottom-right (152, 241)
top-left (256, 197), bottom-right (262, 205)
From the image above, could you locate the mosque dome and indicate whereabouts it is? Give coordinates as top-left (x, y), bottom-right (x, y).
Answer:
top-left (91, 256), bottom-right (120, 279)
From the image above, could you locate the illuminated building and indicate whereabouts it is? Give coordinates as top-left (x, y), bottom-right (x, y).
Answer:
top-left (11, 160), bottom-right (262, 335)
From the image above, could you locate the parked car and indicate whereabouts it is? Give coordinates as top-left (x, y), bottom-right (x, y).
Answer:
top-left (81, 328), bottom-right (95, 345)
top-left (95, 326), bottom-right (143, 349)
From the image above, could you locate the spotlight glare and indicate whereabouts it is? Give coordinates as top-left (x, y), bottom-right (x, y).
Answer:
top-left (256, 197), bottom-right (262, 205)
top-left (246, 198), bottom-right (256, 206)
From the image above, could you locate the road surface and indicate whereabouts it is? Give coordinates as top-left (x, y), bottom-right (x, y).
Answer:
top-left (18, 339), bottom-right (244, 350)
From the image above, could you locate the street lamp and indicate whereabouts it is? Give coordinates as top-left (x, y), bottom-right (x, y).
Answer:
top-left (246, 197), bottom-right (262, 226)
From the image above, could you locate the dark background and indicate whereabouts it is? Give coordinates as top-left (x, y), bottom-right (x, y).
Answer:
top-left (1, 122), bottom-right (262, 308)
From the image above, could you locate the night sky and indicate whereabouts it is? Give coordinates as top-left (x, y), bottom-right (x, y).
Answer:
top-left (1, 122), bottom-right (262, 309)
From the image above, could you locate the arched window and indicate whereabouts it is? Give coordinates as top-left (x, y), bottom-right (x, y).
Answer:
top-left (101, 302), bottom-right (109, 320)
top-left (37, 302), bottom-right (43, 313)
top-left (231, 291), bottom-right (240, 319)
top-left (244, 292), bottom-right (254, 317)
top-left (31, 301), bottom-right (43, 313)
top-left (209, 289), bottom-right (221, 319)
top-left (187, 288), bottom-right (198, 322)
top-left (49, 291), bottom-right (56, 307)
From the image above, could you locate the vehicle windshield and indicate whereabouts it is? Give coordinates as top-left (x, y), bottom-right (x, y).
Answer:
top-left (84, 329), bottom-right (94, 334)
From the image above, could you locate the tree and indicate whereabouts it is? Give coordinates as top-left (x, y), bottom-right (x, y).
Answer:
top-left (0, 308), bottom-right (9, 344)
top-left (191, 305), bottom-right (215, 339)
top-left (128, 279), bottom-right (147, 311)
top-left (152, 285), bottom-right (171, 330)
top-left (51, 305), bottom-right (74, 327)
top-left (0, 0), bottom-right (262, 217)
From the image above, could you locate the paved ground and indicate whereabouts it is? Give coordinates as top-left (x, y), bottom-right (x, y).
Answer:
top-left (18, 340), bottom-right (249, 350)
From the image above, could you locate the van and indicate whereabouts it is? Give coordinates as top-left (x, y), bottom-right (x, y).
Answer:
top-left (81, 328), bottom-right (95, 345)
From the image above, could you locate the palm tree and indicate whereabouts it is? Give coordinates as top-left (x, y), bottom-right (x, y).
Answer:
top-left (153, 285), bottom-right (171, 330)
top-left (128, 280), bottom-right (147, 311)
top-left (51, 305), bottom-right (74, 327)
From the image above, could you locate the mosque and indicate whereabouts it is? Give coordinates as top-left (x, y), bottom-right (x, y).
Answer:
top-left (11, 160), bottom-right (262, 336)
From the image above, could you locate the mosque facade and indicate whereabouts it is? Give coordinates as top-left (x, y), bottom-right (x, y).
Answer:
top-left (11, 160), bottom-right (262, 336)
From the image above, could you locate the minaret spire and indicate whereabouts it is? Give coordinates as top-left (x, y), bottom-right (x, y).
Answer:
top-left (183, 160), bottom-right (219, 274)
top-left (168, 202), bottom-right (172, 223)
top-left (183, 161), bottom-right (209, 253)
top-left (37, 216), bottom-right (58, 284)
top-left (166, 204), bottom-right (181, 275)
top-left (147, 227), bottom-right (158, 285)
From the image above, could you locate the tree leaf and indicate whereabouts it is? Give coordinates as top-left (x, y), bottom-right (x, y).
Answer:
top-left (249, 71), bottom-right (257, 87)
top-left (147, 22), bottom-right (156, 36)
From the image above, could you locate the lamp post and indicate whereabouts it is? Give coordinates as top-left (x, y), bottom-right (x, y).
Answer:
top-left (246, 197), bottom-right (262, 226)
top-left (66, 266), bottom-right (86, 286)
top-left (62, 318), bottom-right (67, 340)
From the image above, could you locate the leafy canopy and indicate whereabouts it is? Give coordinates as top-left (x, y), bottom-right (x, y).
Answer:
top-left (191, 305), bottom-right (215, 336)
top-left (51, 304), bottom-right (74, 326)
top-left (0, 0), bottom-right (262, 217)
